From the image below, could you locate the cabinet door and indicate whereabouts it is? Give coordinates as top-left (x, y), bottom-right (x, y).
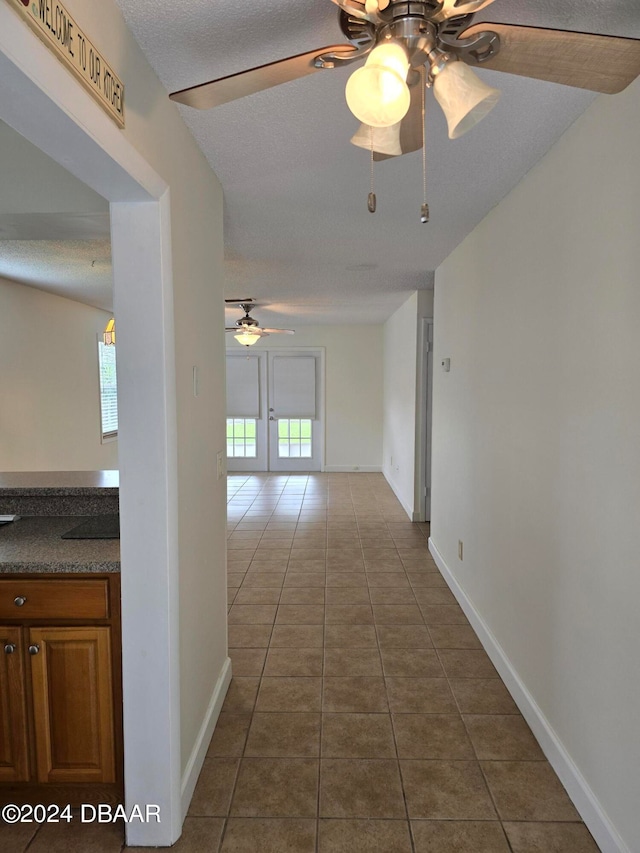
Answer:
top-left (29, 627), bottom-right (115, 784)
top-left (0, 626), bottom-right (30, 782)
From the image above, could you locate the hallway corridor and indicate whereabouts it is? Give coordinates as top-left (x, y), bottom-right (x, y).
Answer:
top-left (192, 472), bottom-right (599, 852)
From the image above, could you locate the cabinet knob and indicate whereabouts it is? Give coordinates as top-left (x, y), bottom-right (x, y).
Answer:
top-left (14, 596), bottom-right (27, 607)
top-left (28, 644), bottom-right (40, 656)
top-left (3, 643), bottom-right (16, 655)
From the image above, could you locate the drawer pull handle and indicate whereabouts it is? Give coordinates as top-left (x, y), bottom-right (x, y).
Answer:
top-left (3, 643), bottom-right (16, 654)
top-left (14, 596), bottom-right (27, 607)
top-left (28, 644), bottom-right (40, 656)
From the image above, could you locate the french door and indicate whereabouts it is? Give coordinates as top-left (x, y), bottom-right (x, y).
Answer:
top-left (226, 349), bottom-right (323, 472)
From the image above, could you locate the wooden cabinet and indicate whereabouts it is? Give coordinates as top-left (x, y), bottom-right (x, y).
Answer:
top-left (0, 575), bottom-right (121, 804)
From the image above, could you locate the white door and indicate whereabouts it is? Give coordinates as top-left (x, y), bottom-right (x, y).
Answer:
top-left (226, 349), bottom-right (323, 472)
top-left (268, 351), bottom-right (322, 472)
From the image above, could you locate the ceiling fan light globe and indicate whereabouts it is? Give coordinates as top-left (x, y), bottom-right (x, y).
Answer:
top-left (345, 42), bottom-right (411, 128)
top-left (351, 122), bottom-right (403, 156)
top-left (234, 330), bottom-right (262, 347)
top-left (433, 60), bottom-right (501, 139)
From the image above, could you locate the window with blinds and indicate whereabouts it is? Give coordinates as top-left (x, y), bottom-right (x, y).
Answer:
top-left (98, 340), bottom-right (118, 441)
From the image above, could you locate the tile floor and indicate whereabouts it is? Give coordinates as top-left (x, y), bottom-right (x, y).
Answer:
top-left (0, 472), bottom-right (601, 852)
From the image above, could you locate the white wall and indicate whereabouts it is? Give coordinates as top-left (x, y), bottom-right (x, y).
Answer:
top-left (431, 78), bottom-right (640, 853)
top-left (229, 324), bottom-right (384, 471)
top-left (0, 277), bottom-right (117, 471)
top-left (382, 290), bottom-right (433, 518)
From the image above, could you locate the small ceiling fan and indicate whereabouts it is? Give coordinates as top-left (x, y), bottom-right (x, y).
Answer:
top-left (225, 299), bottom-right (295, 347)
top-left (170, 0), bottom-right (640, 159)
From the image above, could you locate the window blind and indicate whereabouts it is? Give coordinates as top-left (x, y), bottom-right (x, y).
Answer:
top-left (98, 341), bottom-right (118, 438)
top-left (226, 355), bottom-right (260, 417)
top-left (271, 356), bottom-right (316, 418)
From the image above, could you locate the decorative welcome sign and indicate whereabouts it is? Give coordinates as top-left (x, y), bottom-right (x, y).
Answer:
top-left (5, 0), bottom-right (125, 127)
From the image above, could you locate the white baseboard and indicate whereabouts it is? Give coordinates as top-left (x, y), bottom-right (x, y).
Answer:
top-left (428, 539), bottom-right (629, 853)
top-left (180, 656), bottom-right (232, 820)
top-left (323, 465), bottom-right (382, 473)
top-left (382, 468), bottom-right (413, 520)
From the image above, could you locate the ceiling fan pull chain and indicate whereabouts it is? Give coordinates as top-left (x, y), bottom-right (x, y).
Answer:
top-left (368, 125), bottom-right (377, 213)
top-left (420, 65), bottom-right (429, 224)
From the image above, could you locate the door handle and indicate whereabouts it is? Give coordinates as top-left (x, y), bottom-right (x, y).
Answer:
top-left (4, 644), bottom-right (16, 655)
top-left (28, 644), bottom-right (40, 655)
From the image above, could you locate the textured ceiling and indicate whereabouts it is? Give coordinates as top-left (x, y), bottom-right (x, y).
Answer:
top-left (2, 5), bottom-right (638, 327)
top-left (113, 0), bottom-right (640, 328)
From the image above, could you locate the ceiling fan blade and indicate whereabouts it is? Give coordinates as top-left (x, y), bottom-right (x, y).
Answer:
top-left (262, 328), bottom-right (295, 335)
top-left (170, 45), bottom-right (356, 109)
top-left (460, 23), bottom-right (640, 94)
top-left (373, 83), bottom-right (424, 161)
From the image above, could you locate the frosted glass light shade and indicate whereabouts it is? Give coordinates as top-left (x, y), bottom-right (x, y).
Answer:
top-left (346, 43), bottom-right (411, 128)
top-left (350, 121), bottom-right (403, 156)
top-left (433, 60), bottom-right (500, 139)
top-left (234, 329), bottom-right (261, 347)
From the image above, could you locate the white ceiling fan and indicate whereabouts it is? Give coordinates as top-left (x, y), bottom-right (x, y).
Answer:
top-left (170, 0), bottom-right (640, 160)
top-left (225, 299), bottom-right (295, 347)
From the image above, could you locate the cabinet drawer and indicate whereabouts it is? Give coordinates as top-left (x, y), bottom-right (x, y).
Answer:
top-left (0, 580), bottom-right (109, 620)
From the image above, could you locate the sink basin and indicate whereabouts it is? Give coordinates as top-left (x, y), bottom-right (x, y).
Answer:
top-left (61, 515), bottom-right (120, 539)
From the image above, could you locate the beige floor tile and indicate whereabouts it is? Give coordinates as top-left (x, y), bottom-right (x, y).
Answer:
top-left (233, 587), bottom-right (282, 605)
top-left (287, 559), bottom-right (327, 572)
top-left (126, 817), bottom-right (224, 852)
top-left (393, 714), bottom-right (474, 759)
top-left (438, 649), bottom-right (499, 679)
top-left (228, 624), bottom-right (272, 648)
top-left (229, 647), bottom-right (267, 676)
top-left (324, 647), bottom-right (383, 676)
top-left (275, 604), bottom-right (325, 624)
top-left (373, 605), bottom-right (424, 624)
top-left (28, 821), bottom-right (124, 853)
top-left (319, 819), bottom-right (412, 852)
top-left (284, 572), bottom-right (327, 587)
top-left (321, 713), bottom-right (396, 758)
top-left (325, 604), bottom-right (374, 624)
top-left (250, 557), bottom-right (290, 570)
top-left (464, 715), bottom-right (545, 760)
top-left (369, 588), bottom-right (416, 604)
top-left (325, 587), bottom-right (371, 605)
top-left (449, 678), bottom-right (519, 714)
top-left (256, 677), bottom-right (323, 712)
top-left (279, 587), bottom-right (326, 604)
top-left (188, 757), bottom-right (239, 816)
top-left (326, 573), bottom-right (367, 587)
top-left (411, 820), bottom-right (510, 852)
top-left (386, 677), bottom-right (457, 714)
top-left (419, 604), bottom-right (469, 624)
top-left (503, 822), bottom-right (600, 852)
top-left (245, 712), bottom-right (321, 757)
top-left (481, 761), bottom-right (581, 821)
top-left (264, 647), bottom-right (323, 676)
top-left (0, 823), bottom-right (38, 853)
top-left (429, 624), bottom-right (482, 649)
top-left (376, 625), bottom-right (432, 648)
top-left (366, 573), bottom-right (411, 588)
top-left (228, 604), bottom-right (277, 625)
top-left (222, 678), bottom-right (260, 713)
top-left (381, 648), bottom-right (444, 677)
top-left (241, 573), bottom-right (285, 587)
top-left (324, 624), bottom-right (378, 647)
top-left (411, 586), bottom-right (458, 604)
top-left (323, 677), bottom-right (389, 712)
top-left (400, 760), bottom-right (496, 820)
top-left (207, 714), bottom-right (252, 757)
top-left (231, 758), bottom-right (319, 817)
top-left (320, 759), bottom-right (406, 818)
top-left (221, 818), bottom-right (316, 853)
top-left (269, 624), bottom-right (324, 648)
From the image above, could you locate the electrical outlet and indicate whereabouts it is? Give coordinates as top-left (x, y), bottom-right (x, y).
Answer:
top-left (458, 540), bottom-right (464, 560)
top-left (216, 451), bottom-right (225, 480)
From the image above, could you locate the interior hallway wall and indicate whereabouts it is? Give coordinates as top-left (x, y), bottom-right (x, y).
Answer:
top-left (382, 290), bottom-right (433, 518)
top-left (431, 77), bottom-right (640, 852)
top-left (235, 324), bottom-right (383, 471)
top-left (0, 277), bottom-right (118, 471)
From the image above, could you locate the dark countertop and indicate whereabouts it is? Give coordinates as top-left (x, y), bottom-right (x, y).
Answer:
top-left (0, 516), bottom-right (120, 574)
top-left (0, 470), bottom-right (119, 495)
